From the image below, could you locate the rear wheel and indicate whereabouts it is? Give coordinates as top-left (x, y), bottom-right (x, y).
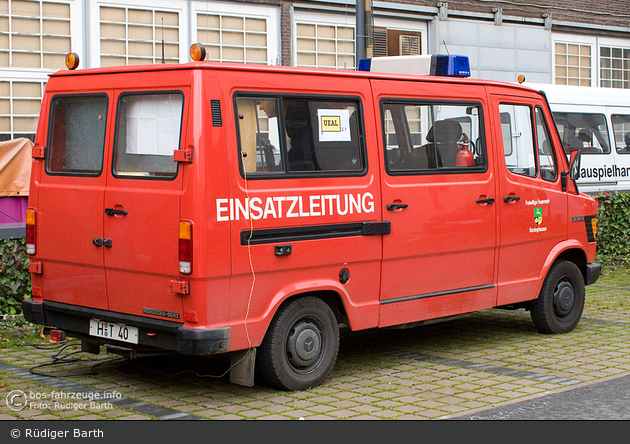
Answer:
top-left (531, 260), bottom-right (585, 334)
top-left (257, 297), bottom-right (339, 391)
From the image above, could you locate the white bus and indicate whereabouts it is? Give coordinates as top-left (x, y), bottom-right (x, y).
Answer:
top-left (524, 83), bottom-right (630, 194)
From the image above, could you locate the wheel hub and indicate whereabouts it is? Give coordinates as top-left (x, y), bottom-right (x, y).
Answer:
top-left (553, 280), bottom-right (574, 317)
top-left (286, 320), bottom-right (322, 369)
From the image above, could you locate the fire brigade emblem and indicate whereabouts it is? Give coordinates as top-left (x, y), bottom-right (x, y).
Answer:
top-left (534, 207), bottom-right (543, 226)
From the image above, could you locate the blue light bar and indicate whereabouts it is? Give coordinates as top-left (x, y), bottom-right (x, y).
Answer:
top-left (356, 54), bottom-right (470, 78)
top-left (432, 55), bottom-right (470, 77)
top-left (357, 58), bottom-right (371, 71)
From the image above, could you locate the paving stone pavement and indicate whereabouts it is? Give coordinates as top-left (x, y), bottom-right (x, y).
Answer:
top-left (1, 278), bottom-right (630, 421)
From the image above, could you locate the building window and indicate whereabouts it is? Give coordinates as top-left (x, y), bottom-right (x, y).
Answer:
top-left (0, 80), bottom-right (45, 141)
top-left (295, 22), bottom-right (354, 69)
top-left (196, 13), bottom-right (267, 64)
top-left (373, 28), bottom-right (422, 57)
top-left (554, 42), bottom-right (591, 86)
top-left (0, 0), bottom-right (72, 69)
top-left (600, 46), bottom-right (630, 89)
top-left (99, 5), bottom-right (180, 67)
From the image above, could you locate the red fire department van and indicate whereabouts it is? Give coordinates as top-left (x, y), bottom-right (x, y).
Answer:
top-left (22, 48), bottom-right (600, 391)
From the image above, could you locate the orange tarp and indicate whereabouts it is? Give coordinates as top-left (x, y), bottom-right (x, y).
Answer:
top-left (0, 138), bottom-right (32, 197)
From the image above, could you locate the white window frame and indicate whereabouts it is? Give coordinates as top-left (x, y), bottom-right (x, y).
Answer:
top-left (551, 34), bottom-right (596, 87)
top-left (553, 34), bottom-right (630, 89)
top-left (0, 0), bottom-right (83, 72)
top-left (190, 1), bottom-right (279, 65)
top-left (88, 0), bottom-right (187, 68)
top-left (598, 36), bottom-right (630, 89)
top-left (0, 73), bottom-right (48, 140)
top-left (0, 1), bottom-right (82, 140)
top-left (293, 11), bottom-right (428, 69)
top-left (293, 10), bottom-right (357, 69)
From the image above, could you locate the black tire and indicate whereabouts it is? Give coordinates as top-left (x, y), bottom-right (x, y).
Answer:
top-left (257, 297), bottom-right (339, 391)
top-left (530, 260), bottom-right (585, 334)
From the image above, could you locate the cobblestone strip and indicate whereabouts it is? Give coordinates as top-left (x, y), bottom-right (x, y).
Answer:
top-left (0, 362), bottom-right (206, 420)
top-left (582, 318), bottom-right (630, 326)
top-left (384, 351), bottom-right (582, 385)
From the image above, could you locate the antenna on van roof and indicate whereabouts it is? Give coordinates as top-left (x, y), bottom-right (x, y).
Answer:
top-left (442, 40), bottom-right (450, 55)
top-left (161, 18), bottom-right (165, 64)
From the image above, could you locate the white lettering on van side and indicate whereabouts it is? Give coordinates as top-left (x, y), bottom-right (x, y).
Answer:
top-left (529, 227), bottom-right (548, 233)
top-left (216, 193), bottom-right (375, 222)
top-left (525, 199), bottom-right (550, 206)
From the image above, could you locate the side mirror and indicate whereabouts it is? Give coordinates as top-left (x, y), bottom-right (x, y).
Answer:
top-left (569, 149), bottom-right (581, 180)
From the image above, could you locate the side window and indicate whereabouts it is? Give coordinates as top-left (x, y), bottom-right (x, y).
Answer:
top-left (535, 107), bottom-right (557, 182)
top-left (114, 92), bottom-right (183, 178)
top-left (552, 112), bottom-right (610, 155)
top-left (500, 104), bottom-right (536, 177)
top-left (612, 114), bottom-right (630, 154)
top-left (383, 101), bottom-right (485, 173)
top-left (47, 95), bottom-right (108, 175)
top-left (236, 98), bottom-right (283, 174)
top-left (235, 95), bottom-right (364, 176)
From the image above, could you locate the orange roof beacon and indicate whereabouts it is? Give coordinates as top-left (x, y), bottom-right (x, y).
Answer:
top-left (22, 48), bottom-right (600, 390)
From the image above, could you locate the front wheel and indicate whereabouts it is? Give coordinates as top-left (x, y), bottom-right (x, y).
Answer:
top-left (257, 297), bottom-right (339, 391)
top-left (530, 260), bottom-right (585, 334)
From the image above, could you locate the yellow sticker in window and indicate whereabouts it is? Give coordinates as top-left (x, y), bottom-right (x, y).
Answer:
top-left (317, 109), bottom-right (351, 142)
top-left (321, 116), bottom-right (341, 132)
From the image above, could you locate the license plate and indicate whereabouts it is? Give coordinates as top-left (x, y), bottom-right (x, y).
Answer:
top-left (89, 319), bottom-right (138, 344)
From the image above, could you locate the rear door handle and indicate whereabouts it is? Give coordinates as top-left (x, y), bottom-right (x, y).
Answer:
top-left (503, 196), bottom-right (521, 203)
top-left (387, 203), bottom-right (408, 211)
top-left (476, 198), bottom-right (495, 204)
top-left (105, 208), bottom-right (128, 216)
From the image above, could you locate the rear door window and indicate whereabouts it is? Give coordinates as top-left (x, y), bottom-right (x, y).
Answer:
top-left (46, 94), bottom-right (108, 175)
top-left (113, 92), bottom-right (183, 178)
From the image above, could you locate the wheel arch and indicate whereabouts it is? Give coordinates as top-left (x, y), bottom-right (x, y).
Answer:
top-left (538, 241), bottom-right (588, 296)
top-left (268, 289), bottom-right (349, 332)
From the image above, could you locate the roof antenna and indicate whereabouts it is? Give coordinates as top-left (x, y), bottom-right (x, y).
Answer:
top-left (161, 17), bottom-right (165, 64)
top-left (442, 40), bottom-right (450, 55)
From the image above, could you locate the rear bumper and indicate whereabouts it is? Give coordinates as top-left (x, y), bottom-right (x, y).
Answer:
top-left (22, 299), bottom-right (230, 356)
top-left (585, 262), bottom-right (602, 286)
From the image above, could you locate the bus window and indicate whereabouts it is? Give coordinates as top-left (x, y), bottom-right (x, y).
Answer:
top-left (612, 114), bottom-right (630, 154)
top-left (552, 112), bottom-right (610, 155)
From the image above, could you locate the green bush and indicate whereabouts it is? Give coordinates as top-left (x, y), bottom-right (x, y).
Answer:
top-left (0, 237), bottom-right (31, 315)
top-left (595, 191), bottom-right (630, 266)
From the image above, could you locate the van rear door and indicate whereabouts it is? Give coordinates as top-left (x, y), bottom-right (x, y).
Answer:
top-left (102, 72), bottom-right (190, 320)
top-left (35, 78), bottom-right (112, 310)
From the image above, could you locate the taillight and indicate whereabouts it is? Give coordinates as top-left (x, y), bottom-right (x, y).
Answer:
top-left (26, 208), bottom-right (36, 255)
top-left (178, 220), bottom-right (192, 274)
